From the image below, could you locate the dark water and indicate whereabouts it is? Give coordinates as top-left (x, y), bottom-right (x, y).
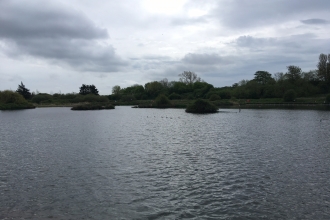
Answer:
top-left (1, 107), bottom-right (330, 219)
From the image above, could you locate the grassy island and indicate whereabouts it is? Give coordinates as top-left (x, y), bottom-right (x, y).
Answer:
top-left (0, 90), bottom-right (35, 110)
top-left (186, 99), bottom-right (218, 113)
top-left (71, 103), bottom-right (115, 110)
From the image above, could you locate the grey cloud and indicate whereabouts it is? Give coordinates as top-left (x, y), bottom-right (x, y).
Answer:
top-left (8, 38), bottom-right (126, 72)
top-left (131, 56), bottom-right (179, 72)
top-left (182, 53), bottom-right (223, 65)
top-left (301, 19), bottom-right (330, 25)
top-left (0, 0), bottom-right (126, 72)
top-left (0, 1), bottom-right (108, 39)
top-left (235, 36), bottom-right (276, 48)
top-left (233, 34), bottom-right (327, 54)
top-left (213, 0), bottom-right (330, 29)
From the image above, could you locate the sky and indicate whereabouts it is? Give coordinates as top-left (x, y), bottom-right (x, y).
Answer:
top-left (1, 0), bottom-right (330, 95)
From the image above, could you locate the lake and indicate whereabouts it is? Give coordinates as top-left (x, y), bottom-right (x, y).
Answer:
top-left (1, 106), bottom-right (330, 219)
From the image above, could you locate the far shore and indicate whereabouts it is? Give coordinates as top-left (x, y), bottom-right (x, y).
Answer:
top-left (32, 101), bottom-right (330, 111)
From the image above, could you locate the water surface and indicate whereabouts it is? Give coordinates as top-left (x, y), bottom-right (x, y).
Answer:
top-left (1, 107), bottom-right (330, 219)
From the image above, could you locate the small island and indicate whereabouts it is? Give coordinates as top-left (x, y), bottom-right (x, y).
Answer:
top-left (71, 103), bottom-right (115, 110)
top-left (185, 99), bottom-right (218, 113)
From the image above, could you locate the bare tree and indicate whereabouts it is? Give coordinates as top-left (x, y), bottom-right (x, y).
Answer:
top-left (178, 71), bottom-right (201, 85)
top-left (159, 78), bottom-right (169, 87)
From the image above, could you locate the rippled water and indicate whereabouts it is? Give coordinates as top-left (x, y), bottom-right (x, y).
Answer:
top-left (1, 107), bottom-right (330, 219)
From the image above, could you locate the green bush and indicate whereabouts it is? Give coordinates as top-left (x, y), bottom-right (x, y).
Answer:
top-left (83, 94), bottom-right (104, 102)
top-left (120, 95), bottom-right (136, 102)
top-left (326, 94), bottom-right (330, 103)
top-left (186, 99), bottom-right (218, 113)
top-left (209, 94), bottom-right (221, 101)
top-left (168, 93), bottom-right (181, 100)
top-left (31, 94), bottom-right (53, 104)
top-left (0, 90), bottom-right (27, 104)
top-left (283, 89), bottom-right (296, 102)
top-left (0, 90), bottom-right (35, 110)
top-left (154, 94), bottom-right (172, 108)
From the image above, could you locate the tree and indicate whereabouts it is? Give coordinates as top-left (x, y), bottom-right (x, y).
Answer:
top-left (178, 71), bottom-right (201, 85)
top-left (89, 85), bottom-right (99, 95)
top-left (273, 72), bottom-right (285, 82)
top-left (16, 82), bottom-right (32, 99)
top-left (253, 71), bottom-right (273, 85)
top-left (159, 78), bottom-right (169, 87)
top-left (317, 53), bottom-right (328, 82)
top-left (144, 81), bottom-right (164, 98)
top-left (285, 65), bottom-right (302, 83)
top-left (79, 84), bottom-right (99, 95)
top-left (112, 85), bottom-right (121, 95)
top-left (328, 54), bottom-right (330, 80)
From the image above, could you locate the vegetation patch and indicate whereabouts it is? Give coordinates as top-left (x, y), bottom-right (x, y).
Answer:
top-left (283, 89), bottom-right (296, 102)
top-left (326, 94), bottom-right (330, 103)
top-left (71, 103), bottom-right (115, 110)
top-left (209, 94), bottom-right (221, 101)
top-left (186, 99), bottom-right (218, 113)
top-left (154, 94), bottom-right (172, 108)
top-left (0, 90), bottom-right (35, 110)
top-left (168, 93), bottom-right (181, 100)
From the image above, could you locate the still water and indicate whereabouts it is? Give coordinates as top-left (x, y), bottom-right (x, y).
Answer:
top-left (0, 106), bottom-right (330, 219)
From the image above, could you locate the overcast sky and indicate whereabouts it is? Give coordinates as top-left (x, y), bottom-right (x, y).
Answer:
top-left (1, 0), bottom-right (330, 94)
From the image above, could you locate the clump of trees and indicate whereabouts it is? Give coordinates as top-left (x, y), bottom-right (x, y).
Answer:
top-left (109, 72), bottom-right (214, 102)
top-left (229, 53), bottom-right (330, 100)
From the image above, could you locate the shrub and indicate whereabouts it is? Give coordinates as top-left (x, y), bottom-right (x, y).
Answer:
top-left (0, 90), bottom-right (35, 110)
top-left (326, 94), bottom-right (330, 103)
top-left (0, 90), bottom-right (27, 104)
top-left (31, 94), bottom-right (53, 104)
top-left (283, 89), bottom-right (296, 102)
top-left (209, 94), bottom-right (221, 101)
top-left (168, 93), bottom-right (181, 100)
top-left (186, 99), bottom-right (218, 113)
top-left (120, 95), bottom-right (136, 102)
top-left (154, 94), bottom-right (171, 108)
top-left (83, 94), bottom-right (102, 102)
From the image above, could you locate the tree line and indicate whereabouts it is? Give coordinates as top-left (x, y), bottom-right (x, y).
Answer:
top-left (12, 53), bottom-right (330, 103)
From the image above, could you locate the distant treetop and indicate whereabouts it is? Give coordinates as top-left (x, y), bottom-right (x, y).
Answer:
top-left (79, 84), bottom-right (99, 95)
top-left (16, 82), bottom-right (32, 99)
